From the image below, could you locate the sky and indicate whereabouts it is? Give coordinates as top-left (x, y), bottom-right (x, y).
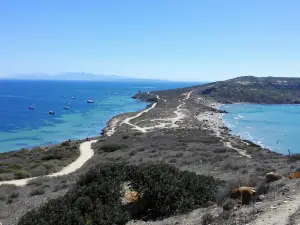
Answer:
top-left (0, 0), bottom-right (299, 81)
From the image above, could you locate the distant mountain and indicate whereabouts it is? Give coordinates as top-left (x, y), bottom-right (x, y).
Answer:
top-left (5, 72), bottom-right (167, 82)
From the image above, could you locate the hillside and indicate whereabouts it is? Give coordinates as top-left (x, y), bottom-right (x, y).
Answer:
top-left (195, 76), bottom-right (300, 104)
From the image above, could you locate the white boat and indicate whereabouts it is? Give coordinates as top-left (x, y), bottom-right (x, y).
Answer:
top-left (64, 106), bottom-right (69, 109)
top-left (72, 97), bottom-right (76, 99)
top-left (49, 111), bottom-right (55, 115)
top-left (29, 105), bottom-right (35, 110)
top-left (87, 100), bottom-right (94, 103)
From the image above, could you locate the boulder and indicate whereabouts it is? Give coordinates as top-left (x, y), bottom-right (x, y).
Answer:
top-left (289, 171), bottom-right (300, 179)
top-left (230, 186), bottom-right (256, 205)
top-left (124, 191), bottom-right (139, 203)
top-left (266, 172), bottom-right (283, 182)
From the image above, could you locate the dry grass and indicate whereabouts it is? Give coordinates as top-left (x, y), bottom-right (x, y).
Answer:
top-left (0, 140), bottom-right (80, 180)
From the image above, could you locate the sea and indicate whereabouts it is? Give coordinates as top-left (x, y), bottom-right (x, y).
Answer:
top-left (222, 104), bottom-right (300, 155)
top-left (0, 79), bottom-right (200, 152)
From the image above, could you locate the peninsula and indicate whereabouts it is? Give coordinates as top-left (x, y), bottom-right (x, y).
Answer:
top-left (1, 76), bottom-right (300, 225)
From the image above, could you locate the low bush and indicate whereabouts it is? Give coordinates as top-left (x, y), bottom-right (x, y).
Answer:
top-left (19, 163), bottom-right (222, 225)
top-left (201, 213), bottom-right (215, 225)
top-left (288, 153), bottom-right (300, 162)
top-left (29, 188), bottom-right (45, 197)
top-left (27, 177), bottom-right (50, 187)
top-left (100, 143), bottom-right (126, 152)
top-left (14, 170), bottom-right (31, 179)
top-left (222, 199), bottom-right (235, 211)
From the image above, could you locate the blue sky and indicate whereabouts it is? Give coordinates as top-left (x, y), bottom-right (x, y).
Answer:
top-left (1, 0), bottom-right (299, 81)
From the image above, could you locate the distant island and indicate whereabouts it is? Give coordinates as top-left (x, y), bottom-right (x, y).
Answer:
top-left (2, 72), bottom-right (170, 82)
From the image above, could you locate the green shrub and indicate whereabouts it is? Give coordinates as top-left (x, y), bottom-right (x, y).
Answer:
top-left (18, 163), bottom-right (222, 225)
top-left (14, 170), bottom-right (30, 179)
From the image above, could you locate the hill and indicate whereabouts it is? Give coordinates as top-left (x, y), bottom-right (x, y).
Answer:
top-left (195, 76), bottom-right (300, 104)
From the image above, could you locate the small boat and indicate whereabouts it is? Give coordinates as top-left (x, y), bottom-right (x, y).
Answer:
top-left (87, 100), bottom-right (94, 103)
top-left (72, 97), bottom-right (76, 99)
top-left (29, 105), bottom-right (35, 110)
top-left (64, 106), bottom-right (69, 109)
top-left (49, 111), bottom-right (55, 115)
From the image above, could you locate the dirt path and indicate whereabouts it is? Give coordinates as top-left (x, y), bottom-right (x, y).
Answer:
top-left (250, 193), bottom-right (300, 225)
top-left (126, 90), bottom-right (195, 132)
top-left (0, 140), bottom-right (97, 186)
top-left (121, 102), bottom-right (158, 132)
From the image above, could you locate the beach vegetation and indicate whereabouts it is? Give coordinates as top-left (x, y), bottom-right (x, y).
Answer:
top-left (18, 163), bottom-right (222, 225)
top-left (0, 140), bottom-right (80, 180)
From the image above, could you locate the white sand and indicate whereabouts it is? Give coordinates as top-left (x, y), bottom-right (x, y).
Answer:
top-left (0, 140), bottom-right (96, 186)
top-left (106, 117), bottom-right (120, 137)
top-left (196, 102), bottom-right (251, 158)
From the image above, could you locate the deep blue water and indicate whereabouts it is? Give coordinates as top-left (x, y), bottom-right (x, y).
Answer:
top-left (0, 80), bottom-right (201, 152)
top-left (222, 104), bottom-right (300, 155)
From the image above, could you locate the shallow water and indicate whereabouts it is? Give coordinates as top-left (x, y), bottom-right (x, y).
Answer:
top-left (222, 104), bottom-right (300, 155)
top-left (0, 80), bottom-right (201, 152)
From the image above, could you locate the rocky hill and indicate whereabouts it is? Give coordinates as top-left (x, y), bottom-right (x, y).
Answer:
top-left (173, 76), bottom-right (300, 104)
top-left (195, 76), bottom-right (300, 104)
top-left (133, 76), bottom-right (300, 104)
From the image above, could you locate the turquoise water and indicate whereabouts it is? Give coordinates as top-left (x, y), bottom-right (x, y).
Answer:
top-left (0, 80), bottom-right (201, 152)
top-left (222, 104), bottom-right (300, 155)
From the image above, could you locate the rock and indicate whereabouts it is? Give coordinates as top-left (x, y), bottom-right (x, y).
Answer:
top-left (266, 172), bottom-right (283, 182)
top-left (230, 187), bottom-right (256, 205)
top-left (124, 191), bottom-right (139, 203)
top-left (257, 195), bottom-right (266, 202)
top-left (121, 181), bottom-right (140, 205)
top-left (289, 171), bottom-right (300, 179)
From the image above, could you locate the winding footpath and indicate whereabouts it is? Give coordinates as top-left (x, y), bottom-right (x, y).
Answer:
top-left (122, 90), bottom-right (195, 132)
top-left (121, 102), bottom-right (158, 133)
top-left (0, 140), bottom-right (97, 186)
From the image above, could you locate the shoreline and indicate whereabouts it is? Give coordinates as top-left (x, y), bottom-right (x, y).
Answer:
top-left (0, 88), bottom-right (287, 185)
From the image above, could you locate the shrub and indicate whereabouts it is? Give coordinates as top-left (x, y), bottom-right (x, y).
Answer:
top-left (222, 199), bottom-right (235, 211)
top-left (201, 213), bottom-right (215, 225)
top-left (52, 183), bottom-right (68, 192)
top-left (100, 143), bottom-right (126, 152)
top-left (9, 192), bottom-right (19, 199)
top-left (288, 153), bottom-right (300, 162)
top-left (19, 163), bottom-right (222, 225)
top-left (14, 170), bottom-right (30, 179)
top-left (29, 188), bottom-right (45, 197)
top-left (27, 177), bottom-right (50, 187)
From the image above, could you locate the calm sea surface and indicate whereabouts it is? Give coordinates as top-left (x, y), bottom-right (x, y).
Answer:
top-left (222, 104), bottom-right (300, 155)
top-left (0, 80), bottom-right (200, 152)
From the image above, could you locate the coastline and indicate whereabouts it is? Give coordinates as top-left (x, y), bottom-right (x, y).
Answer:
top-left (3, 78), bottom-right (300, 225)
